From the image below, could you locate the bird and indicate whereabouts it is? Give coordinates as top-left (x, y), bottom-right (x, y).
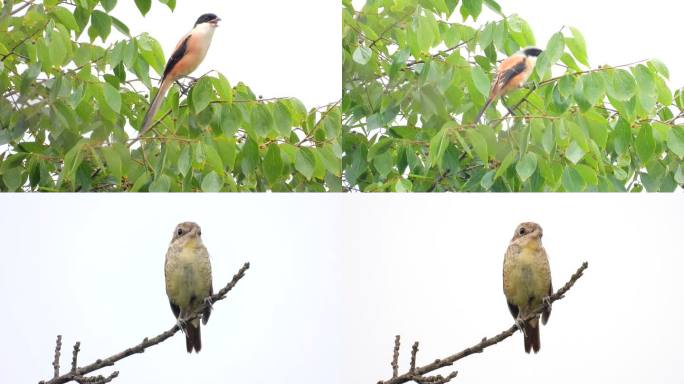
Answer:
top-left (473, 47), bottom-right (542, 124)
top-left (165, 222), bottom-right (213, 353)
top-left (502, 222), bottom-right (552, 354)
top-left (136, 13), bottom-right (221, 141)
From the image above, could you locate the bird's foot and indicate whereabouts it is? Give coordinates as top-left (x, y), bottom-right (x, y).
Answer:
top-left (176, 317), bottom-right (187, 332)
top-left (515, 318), bottom-right (527, 336)
top-left (543, 296), bottom-right (552, 311)
top-left (203, 296), bottom-right (214, 310)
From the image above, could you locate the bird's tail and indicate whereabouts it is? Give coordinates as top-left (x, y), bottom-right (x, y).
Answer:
top-left (185, 319), bottom-right (202, 353)
top-left (523, 318), bottom-right (540, 354)
top-left (473, 96), bottom-right (494, 125)
top-left (138, 77), bottom-right (173, 139)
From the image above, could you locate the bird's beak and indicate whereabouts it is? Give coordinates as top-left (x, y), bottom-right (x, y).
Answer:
top-left (211, 18), bottom-right (221, 27)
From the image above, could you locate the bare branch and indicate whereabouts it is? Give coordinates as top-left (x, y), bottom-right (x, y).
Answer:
top-left (391, 335), bottom-right (400, 378)
top-left (52, 335), bottom-right (62, 378)
top-left (379, 262), bottom-right (589, 384)
top-left (70, 342), bottom-right (80, 372)
top-left (38, 262), bottom-right (250, 384)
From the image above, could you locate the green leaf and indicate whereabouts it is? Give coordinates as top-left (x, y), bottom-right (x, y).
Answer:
top-left (101, 0), bottom-right (117, 12)
top-left (272, 101), bottom-right (293, 137)
top-left (3, 167), bottom-right (22, 191)
top-left (52, 7), bottom-right (79, 32)
top-left (211, 73), bottom-right (232, 102)
top-left (608, 69), bottom-right (637, 101)
top-left (429, 125), bottom-right (450, 168)
top-left (461, 0), bottom-right (483, 20)
top-left (582, 72), bottom-right (605, 105)
top-left (515, 152), bottom-right (537, 182)
top-left (159, 0), bottom-right (175, 11)
top-left (352, 46), bottom-right (372, 65)
top-left (201, 171), bottom-right (223, 192)
top-left (466, 129), bottom-right (488, 161)
top-left (134, 0), bottom-right (151, 15)
top-left (565, 141), bottom-right (585, 164)
top-left (111, 16), bottom-right (130, 36)
top-left (566, 26), bottom-right (588, 66)
top-left (101, 147), bottom-right (122, 186)
top-left (319, 145), bottom-right (342, 176)
top-left (251, 104), bottom-right (275, 137)
top-left (542, 121), bottom-right (555, 155)
top-left (149, 175), bottom-right (171, 192)
top-left (91, 10), bottom-right (111, 41)
top-left (263, 144), bottom-right (283, 184)
top-left (416, 15), bottom-right (435, 52)
top-left (295, 148), bottom-right (315, 180)
top-left (62, 140), bottom-right (86, 181)
top-left (178, 145), bottom-right (191, 176)
top-left (495, 150), bottom-right (516, 179)
top-left (203, 142), bottom-right (224, 174)
top-left (535, 32), bottom-right (564, 79)
top-left (667, 126), bottom-right (684, 159)
top-left (480, 169), bottom-right (495, 190)
top-left (190, 77), bottom-right (212, 114)
top-left (636, 124), bottom-right (655, 163)
top-left (561, 166), bottom-right (585, 191)
top-left (102, 83), bottom-right (121, 113)
top-left (471, 66), bottom-right (490, 98)
top-left (575, 164), bottom-right (598, 186)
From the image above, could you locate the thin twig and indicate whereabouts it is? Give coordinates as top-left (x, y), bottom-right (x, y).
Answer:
top-left (70, 342), bottom-right (80, 372)
top-left (391, 335), bottom-right (400, 378)
top-left (378, 262), bottom-right (589, 384)
top-left (52, 335), bottom-right (62, 378)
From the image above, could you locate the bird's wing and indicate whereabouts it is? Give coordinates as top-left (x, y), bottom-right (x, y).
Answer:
top-left (162, 34), bottom-right (192, 81)
top-left (494, 59), bottom-right (527, 92)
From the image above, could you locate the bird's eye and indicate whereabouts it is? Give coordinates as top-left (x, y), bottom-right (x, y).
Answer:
top-left (198, 230), bottom-right (202, 236)
top-left (518, 227), bottom-right (526, 235)
top-left (177, 228), bottom-right (183, 236)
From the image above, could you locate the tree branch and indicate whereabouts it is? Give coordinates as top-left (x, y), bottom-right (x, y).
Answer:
top-left (38, 262), bottom-right (251, 384)
top-left (378, 261), bottom-right (589, 384)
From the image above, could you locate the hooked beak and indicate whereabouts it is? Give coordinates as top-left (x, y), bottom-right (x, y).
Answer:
top-left (211, 17), bottom-right (221, 27)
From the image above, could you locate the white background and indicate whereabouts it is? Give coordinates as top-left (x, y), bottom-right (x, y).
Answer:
top-left (109, 0), bottom-right (340, 108)
top-left (2, 194), bottom-right (345, 383)
top-left (339, 194), bottom-right (684, 383)
top-left (1, 194), bottom-right (682, 383)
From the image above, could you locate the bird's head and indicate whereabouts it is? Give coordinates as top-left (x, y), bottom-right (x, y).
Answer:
top-left (512, 222), bottom-right (543, 244)
top-left (522, 47), bottom-right (542, 58)
top-left (194, 13), bottom-right (221, 28)
top-left (172, 221), bottom-right (202, 242)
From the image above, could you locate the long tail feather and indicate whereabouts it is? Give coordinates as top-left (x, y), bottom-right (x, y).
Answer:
top-left (138, 78), bottom-right (173, 138)
top-left (523, 318), bottom-right (540, 354)
top-left (185, 319), bottom-right (201, 353)
top-left (474, 97), bottom-right (494, 125)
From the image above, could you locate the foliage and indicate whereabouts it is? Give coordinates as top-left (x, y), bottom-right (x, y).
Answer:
top-left (342, 0), bottom-right (684, 191)
top-left (0, 0), bottom-right (341, 191)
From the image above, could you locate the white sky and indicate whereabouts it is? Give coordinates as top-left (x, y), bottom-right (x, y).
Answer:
top-left (338, 194), bottom-right (683, 383)
top-left (2, 194), bottom-right (683, 383)
top-left (109, 0), bottom-right (340, 108)
top-left (2, 194), bottom-right (345, 383)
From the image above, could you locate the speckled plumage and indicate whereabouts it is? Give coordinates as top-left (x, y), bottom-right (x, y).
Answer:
top-left (503, 222), bottom-right (552, 354)
top-left (165, 222), bottom-right (213, 353)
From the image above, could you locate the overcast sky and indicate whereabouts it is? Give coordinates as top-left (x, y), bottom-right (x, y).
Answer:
top-left (2, 194), bottom-right (682, 383)
top-left (108, 0), bottom-right (340, 108)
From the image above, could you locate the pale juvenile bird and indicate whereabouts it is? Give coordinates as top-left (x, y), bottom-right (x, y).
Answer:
top-left (502, 222), bottom-right (552, 354)
top-left (136, 13), bottom-right (221, 141)
top-left (474, 47), bottom-right (542, 124)
top-left (165, 222), bottom-right (213, 353)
